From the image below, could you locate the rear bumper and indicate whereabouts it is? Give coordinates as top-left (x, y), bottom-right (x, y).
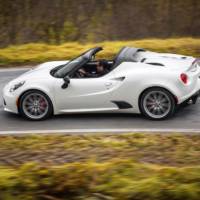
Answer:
top-left (180, 90), bottom-right (200, 105)
top-left (177, 78), bottom-right (200, 104)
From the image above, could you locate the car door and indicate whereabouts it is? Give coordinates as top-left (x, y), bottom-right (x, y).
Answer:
top-left (52, 72), bottom-right (120, 113)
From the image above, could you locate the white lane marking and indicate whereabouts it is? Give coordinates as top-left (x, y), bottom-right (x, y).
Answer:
top-left (0, 128), bottom-right (200, 135)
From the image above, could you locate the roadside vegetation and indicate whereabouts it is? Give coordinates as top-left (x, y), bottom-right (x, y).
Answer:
top-left (0, 133), bottom-right (200, 200)
top-left (0, 37), bottom-right (199, 67)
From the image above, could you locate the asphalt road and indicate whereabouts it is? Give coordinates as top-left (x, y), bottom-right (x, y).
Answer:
top-left (1, 68), bottom-right (200, 133)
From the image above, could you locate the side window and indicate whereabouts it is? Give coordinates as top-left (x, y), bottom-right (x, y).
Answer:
top-left (70, 63), bottom-right (97, 79)
top-left (71, 66), bottom-right (91, 78)
top-left (71, 60), bottom-right (114, 79)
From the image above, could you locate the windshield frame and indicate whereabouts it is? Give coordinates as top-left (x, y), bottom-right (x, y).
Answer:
top-left (50, 47), bottom-right (103, 78)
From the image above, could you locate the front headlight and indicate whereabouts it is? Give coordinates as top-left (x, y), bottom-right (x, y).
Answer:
top-left (9, 81), bottom-right (25, 93)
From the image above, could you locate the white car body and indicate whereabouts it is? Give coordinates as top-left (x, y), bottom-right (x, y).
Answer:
top-left (2, 47), bottom-right (200, 120)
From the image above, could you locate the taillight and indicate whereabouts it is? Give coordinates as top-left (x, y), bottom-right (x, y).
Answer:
top-left (180, 73), bottom-right (188, 84)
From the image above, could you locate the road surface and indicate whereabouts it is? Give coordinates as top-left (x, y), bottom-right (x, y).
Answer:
top-left (1, 67), bottom-right (200, 134)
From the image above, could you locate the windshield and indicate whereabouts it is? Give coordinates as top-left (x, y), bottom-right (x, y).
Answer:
top-left (50, 48), bottom-right (99, 78)
top-left (53, 56), bottom-right (86, 78)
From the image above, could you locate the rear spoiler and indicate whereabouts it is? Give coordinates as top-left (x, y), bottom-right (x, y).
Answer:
top-left (187, 58), bottom-right (200, 72)
top-left (192, 58), bottom-right (200, 66)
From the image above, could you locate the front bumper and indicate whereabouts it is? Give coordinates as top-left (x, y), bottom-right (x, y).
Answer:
top-left (2, 85), bottom-right (19, 114)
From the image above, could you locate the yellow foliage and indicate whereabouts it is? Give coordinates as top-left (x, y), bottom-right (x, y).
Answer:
top-left (0, 37), bottom-right (199, 66)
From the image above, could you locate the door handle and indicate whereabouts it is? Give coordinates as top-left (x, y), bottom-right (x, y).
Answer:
top-left (112, 76), bottom-right (125, 81)
top-left (105, 82), bottom-right (112, 87)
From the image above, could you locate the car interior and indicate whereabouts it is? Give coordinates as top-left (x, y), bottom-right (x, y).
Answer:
top-left (70, 47), bottom-right (145, 79)
top-left (71, 60), bottom-right (114, 78)
top-left (51, 47), bottom-right (151, 79)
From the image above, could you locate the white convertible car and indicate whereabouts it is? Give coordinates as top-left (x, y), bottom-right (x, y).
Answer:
top-left (2, 47), bottom-right (200, 120)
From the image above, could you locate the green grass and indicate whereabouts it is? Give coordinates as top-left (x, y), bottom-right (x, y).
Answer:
top-left (1, 160), bottom-right (200, 200)
top-left (0, 133), bottom-right (200, 199)
top-left (0, 37), bottom-right (199, 66)
top-left (1, 133), bottom-right (200, 167)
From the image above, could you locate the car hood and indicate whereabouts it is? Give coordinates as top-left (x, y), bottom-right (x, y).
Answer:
top-left (6, 61), bottom-right (69, 86)
top-left (16, 61), bottom-right (69, 81)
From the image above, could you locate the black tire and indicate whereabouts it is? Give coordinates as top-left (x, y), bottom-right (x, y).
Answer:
top-left (139, 87), bottom-right (176, 120)
top-left (19, 90), bottom-right (53, 121)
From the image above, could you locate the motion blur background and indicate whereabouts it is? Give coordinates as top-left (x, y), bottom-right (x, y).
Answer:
top-left (0, 0), bottom-right (200, 47)
top-left (1, 1), bottom-right (200, 199)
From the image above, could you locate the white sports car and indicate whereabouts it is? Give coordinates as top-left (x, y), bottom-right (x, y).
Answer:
top-left (2, 47), bottom-right (200, 120)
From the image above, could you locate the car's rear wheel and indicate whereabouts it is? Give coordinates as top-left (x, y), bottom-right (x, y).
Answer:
top-left (139, 88), bottom-right (176, 120)
top-left (19, 90), bottom-right (53, 121)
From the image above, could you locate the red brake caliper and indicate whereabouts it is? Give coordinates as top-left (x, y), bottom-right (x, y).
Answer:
top-left (39, 98), bottom-right (47, 110)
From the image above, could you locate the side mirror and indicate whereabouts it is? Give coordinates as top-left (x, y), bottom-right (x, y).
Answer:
top-left (62, 76), bottom-right (70, 89)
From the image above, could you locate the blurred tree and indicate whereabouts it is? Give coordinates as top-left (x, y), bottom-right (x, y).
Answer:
top-left (0, 0), bottom-right (199, 47)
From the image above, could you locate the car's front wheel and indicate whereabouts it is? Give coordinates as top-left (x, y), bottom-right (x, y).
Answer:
top-left (139, 87), bottom-right (176, 120)
top-left (19, 90), bottom-right (53, 121)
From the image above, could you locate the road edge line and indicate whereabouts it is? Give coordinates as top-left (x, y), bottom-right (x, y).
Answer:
top-left (0, 128), bottom-right (200, 135)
